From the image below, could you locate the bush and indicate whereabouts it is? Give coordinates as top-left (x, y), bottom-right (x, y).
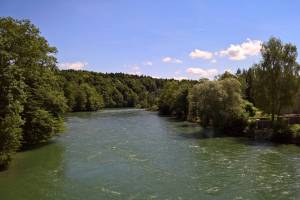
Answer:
top-left (135, 104), bottom-right (142, 109)
top-left (149, 105), bottom-right (159, 111)
top-left (223, 114), bottom-right (249, 136)
top-left (271, 120), bottom-right (291, 143)
top-left (22, 109), bottom-right (64, 146)
top-left (243, 101), bottom-right (257, 117)
top-left (288, 124), bottom-right (300, 145)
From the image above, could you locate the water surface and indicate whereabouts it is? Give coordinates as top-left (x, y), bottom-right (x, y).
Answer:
top-left (1, 109), bottom-right (300, 199)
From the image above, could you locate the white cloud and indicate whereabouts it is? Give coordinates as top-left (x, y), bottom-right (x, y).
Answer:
top-left (162, 57), bottom-right (172, 62)
top-left (173, 76), bottom-right (188, 80)
top-left (143, 61), bottom-right (153, 66)
top-left (162, 56), bottom-right (183, 64)
top-left (58, 61), bottom-right (88, 70)
top-left (186, 67), bottom-right (218, 79)
top-left (151, 76), bottom-right (161, 79)
top-left (211, 59), bottom-right (217, 63)
top-left (219, 39), bottom-right (262, 60)
top-left (189, 49), bottom-right (213, 60)
top-left (128, 65), bottom-right (141, 75)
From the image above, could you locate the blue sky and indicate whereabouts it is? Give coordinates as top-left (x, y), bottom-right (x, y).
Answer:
top-left (1, 0), bottom-right (300, 79)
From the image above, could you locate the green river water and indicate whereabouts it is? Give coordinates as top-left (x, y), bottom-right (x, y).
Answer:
top-left (1, 109), bottom-right (300, 200)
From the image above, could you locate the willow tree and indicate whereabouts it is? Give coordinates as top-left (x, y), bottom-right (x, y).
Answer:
top-left (188, 78), bottom-right (246, 132)
top-left (253, 37), bottom-right (300, 122)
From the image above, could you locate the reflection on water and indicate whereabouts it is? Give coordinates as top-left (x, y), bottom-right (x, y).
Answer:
top-left (1, 109), bottom-right (300, 199)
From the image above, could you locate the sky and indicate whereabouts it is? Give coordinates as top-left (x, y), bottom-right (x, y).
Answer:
top-left (1, 0), bottom-right (300, 79)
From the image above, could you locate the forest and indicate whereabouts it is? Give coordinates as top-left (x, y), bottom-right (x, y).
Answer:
top-left (1, 17), bottom-right (300, 170)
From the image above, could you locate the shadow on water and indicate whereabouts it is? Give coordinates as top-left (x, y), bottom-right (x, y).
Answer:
top-left (163, 117), bottom-right (226, 140)
top-left (65, 108), bottom-right (146, 120)
top-left (176, 128), bottom-right (225, 140)
top-left (234, 136), bottom-right (300, 149)
top-left (164, 115), bottom-right (294, 149)
top-left (20, 140), bottom-right (57, 151)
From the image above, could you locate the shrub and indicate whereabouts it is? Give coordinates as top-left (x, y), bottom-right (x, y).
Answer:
top-left (243, 101), bottom-right (257, 117)
top-left (288, 124), bottom-right (300, 145)
top-left (272, 120), bottom-right (291, 143)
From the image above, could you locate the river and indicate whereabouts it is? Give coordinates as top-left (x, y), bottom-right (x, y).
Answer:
top-left (1, 109), bottom-right (300, 199)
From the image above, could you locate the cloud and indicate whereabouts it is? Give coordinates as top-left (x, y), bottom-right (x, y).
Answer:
top-left (128, 65), bottom-right (141, 75)
top-left (219, 39), bottom-right (262, 60)
top-left (143, 61), bottom-right (153, 66)
top-left (211, 59), bottom-right (217, 63)
top-left (189, 49), bottom-right (213, 60)
top-left (186, 67), bottom-right (218, 79)
top-left (58, 61), bottom-right (88, 70)
top-left (151, 76), bottom-right (161, 79)
top-left (173, 76), bottom-right (188, 80)
top-left (162, 56), bottom-right (183, 64)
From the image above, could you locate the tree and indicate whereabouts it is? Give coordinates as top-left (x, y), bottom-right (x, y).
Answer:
top-left (82, 83), bottom-right (104, 111)
top-left (253, 37), bottom-right (300, 122)
top-left (158, 81), bottom-right (190, 118)
top-left (188, 78), bottom-right (247, 133)
top-left (218, 71), bottom-right (237, 80)
top-left (0, 17), bottom-right (67, 149)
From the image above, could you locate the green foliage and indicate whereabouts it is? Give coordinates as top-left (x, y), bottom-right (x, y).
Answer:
top-left (158, 81), bottom-right (191, 119)
top-left (271, 120), bottom-right (292, 143)
top-left (22, 109), bottom-right (64, 146)
top-left (236, 68), bottom-right (255, 103)
top-left (289, 124), bottom-right (300, 138)
top-left (0, 65), bottom-right (25, 169)
top-left (188, 78), bottom-right (248, 133)
top-left (71, 83), bottom-right (104, 112)
top-left (243, 100), bottom-right (257, 117)
top-left (60, 70), bottom-right (167, 110)
top-left (271, 122), bottom-right (300, 144)
top-left (217, 71), bottom-right (237, 80)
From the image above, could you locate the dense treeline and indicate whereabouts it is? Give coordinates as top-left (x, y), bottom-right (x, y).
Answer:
top-left (60, 70), bottom-right (167, 111)
top-left (0, 17), bottom-right (170, 169)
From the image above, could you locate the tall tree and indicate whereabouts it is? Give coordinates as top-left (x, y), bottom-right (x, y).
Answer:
top-left (0, 17), bottom-right (67, 148)
top-left (253, 37), bottom-right (300, 122)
